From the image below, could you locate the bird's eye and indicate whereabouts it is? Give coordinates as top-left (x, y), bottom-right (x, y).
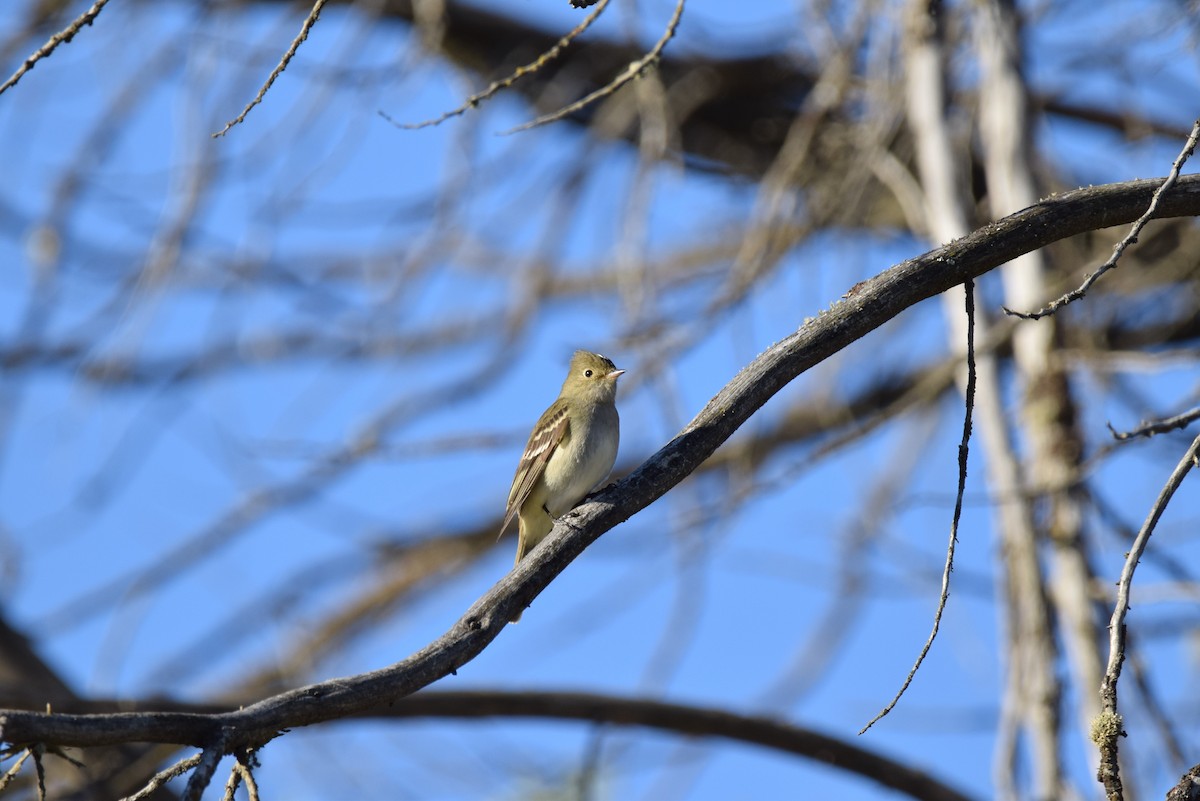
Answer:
top-left (584, 369), bottom-right (594, 377)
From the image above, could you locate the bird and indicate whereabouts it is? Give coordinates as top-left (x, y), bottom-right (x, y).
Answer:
top-left (500, 350), bottom-right (624, 621)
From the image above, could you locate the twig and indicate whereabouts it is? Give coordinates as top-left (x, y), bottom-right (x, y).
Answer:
top-left (1005, 118), bottom-right (1200, 320)
top-left (1108, 404), bottom-right (1200, 441)
top-left (223, 749), bottom-right (261, 801)
top-left (212, 0), bottom-right (329, 138)
top-left (183, 740), bottom-right (227, 801)
top-left (501, 0), bottom-right (685, 135)
top-left (241, 761), bottom-right (261, 801)
top-left (0, 0), bottom-right (112, 96)
top-left (383, 0), bottom-right (611, 131)
top-left (0, 747), bottom-right (32, 791)
top-left (221, 759), bottom-right (242, 801)
top-left (119, 752), bottom-right (204, 801)
top-left (1096, 432), bottom-right (1200, 800)
top-left (32, 743), bottom-right (45, 801)
top-left (860, 279), bottom-right (975, 734)
top-left (4, 175), bottom-right (1200, 759)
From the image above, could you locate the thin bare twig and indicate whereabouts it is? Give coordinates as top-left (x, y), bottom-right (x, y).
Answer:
top-left (1096, 432), bottom-right (1200, 801)
top-left (501, 0), bottom-right (686, 135)
top-left (241, 761), bottom-right (261, 801)
top-left (212, 0), bottom-right (329, 138)
top-left (0, 0), bottom-right (111, 96)
top-left (384, 0), bottom-right (611, 131)
top-left (119, 752), bottom-right (204, 801)
top-left (860, 279), bottom-right (976, 734)
top-left (32, 743), bottom-right (45, 801)
top-left (223, 749), bottom-right (261, 801)
top-left (0, 747), bottom-right (31, 791)
top-left (183, 741), bottom-right (227, 801)
top-left (1108, 404), bottom-right (1200, 441)
top-left (1005, 118), bottom-right (1200, 319)
top-left (221, 760), bottom-right (242, 801)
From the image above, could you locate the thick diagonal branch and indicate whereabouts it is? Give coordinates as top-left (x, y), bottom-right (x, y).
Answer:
top-left (2, 175), bottom-right (1200, 754)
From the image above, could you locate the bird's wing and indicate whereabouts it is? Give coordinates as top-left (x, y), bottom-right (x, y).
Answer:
top-left (498, 402), bottom-right (571, 539)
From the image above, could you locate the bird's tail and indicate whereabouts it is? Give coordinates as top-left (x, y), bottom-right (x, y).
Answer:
top-left (510, 511), bottom-right (552, 623)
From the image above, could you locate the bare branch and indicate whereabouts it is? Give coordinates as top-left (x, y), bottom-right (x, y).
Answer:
top-left (1096, 432), bottom-right (1200, 800)
top-left (502, 0), bottom-right (685, 135)
top-left (0, 747), bottom-right (31, 791)
top-left (386, 0), bottom-right (611, 130)
top-left (32, 743), bottom-right (44, 800)
top-left (1005, 118), bottom-right (1200, 320)
top-left (212, 0), bottom-right (329, 138)
top-left (0, 0), bottom-right (111, 96)
top-left (119, 753), bottom-right (203, 801)
top-left (2, 175), bottom-right (1198, 758)
top-left (1108, 405), bottom-right (1200, 441)
top-left (860, 278), bottom-right (975, 734)
top-left (5, 691), bottom-right (980, 801)
top-left (182, 739), bottom-right (226, 801)
top-left (237, 760), bottom-right (260, 801)
top-left (221, 756), bottom-right (260, 801)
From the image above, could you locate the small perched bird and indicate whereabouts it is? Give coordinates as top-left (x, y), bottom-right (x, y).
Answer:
top-left (500, 350), bottom-right (624, 621)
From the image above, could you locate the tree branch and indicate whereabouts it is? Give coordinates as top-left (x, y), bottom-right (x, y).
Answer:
top-left (0, 0), bottom-right (112, 96)
top-left (8, 690), bottom-right (980, 801)
top-left (1095, 432), bottom-right (1200, 800)
top-left (3, 173), bottom-right (1200, 759)
top-left (859, 277), bottom-right (976, 734)
top-left (1005, 117), bottom-right (1200, 319)
top-left (212, 0), bottom-right (329, 138)
top-left (1108, 405), bottom-right (1200, 441)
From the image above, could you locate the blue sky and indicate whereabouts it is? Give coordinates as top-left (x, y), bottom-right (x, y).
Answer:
top-left (2, 0), bottom-right (1199, 799)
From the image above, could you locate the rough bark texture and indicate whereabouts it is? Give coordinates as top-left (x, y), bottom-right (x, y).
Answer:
top-left (4, 173), bottom-right (1200, 755)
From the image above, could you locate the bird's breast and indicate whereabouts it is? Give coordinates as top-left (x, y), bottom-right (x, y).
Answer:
top-left (541, 406), bottom-right (619, 518)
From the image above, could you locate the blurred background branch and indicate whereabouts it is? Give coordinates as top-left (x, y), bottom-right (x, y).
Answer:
top-left (1, 0), bottom-right (1199, 798)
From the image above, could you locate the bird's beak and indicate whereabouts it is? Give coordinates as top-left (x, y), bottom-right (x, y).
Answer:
top-left (607, 369), bottom-right (626, 381)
